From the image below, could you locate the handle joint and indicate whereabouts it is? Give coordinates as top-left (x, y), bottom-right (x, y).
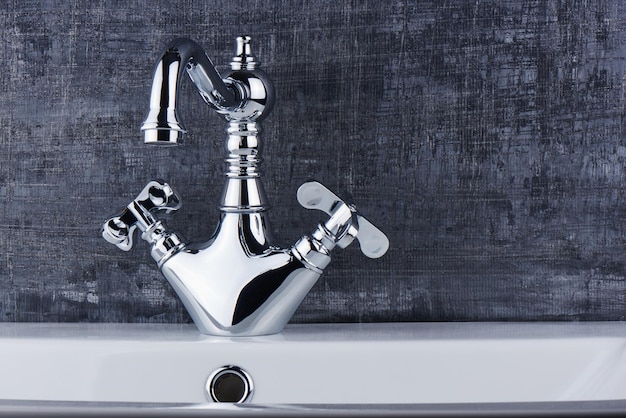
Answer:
top-left (297, 181), bottom-right (389, 259)
top-left (102, 180), bottom-right (185, 264)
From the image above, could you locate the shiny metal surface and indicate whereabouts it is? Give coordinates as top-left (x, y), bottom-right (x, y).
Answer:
top-left (102, 180), bottom-right (184, 262)
top-left (297, 181), bottom-right (389, 258)
top-left (206, 366), bottom-right (254, 404)
top-left (141, 36), bottom-right (273, 145)
top-left (141, 38), bottom-right (241, 145)
top-left (103, 36), bottom-right (388, 336)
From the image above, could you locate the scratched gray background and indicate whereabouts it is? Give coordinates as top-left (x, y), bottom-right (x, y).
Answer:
top-left (1, 1), bottom-right (625, 324)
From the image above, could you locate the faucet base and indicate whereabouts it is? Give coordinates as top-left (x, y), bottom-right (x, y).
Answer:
top-left (163, 261), bottom-right (321, 336)
top-left (154, 212), bottom-right (316, 336)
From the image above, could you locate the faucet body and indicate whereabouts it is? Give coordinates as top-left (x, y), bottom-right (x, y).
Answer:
top-left (103, 37), bottom-right (388, 336)
top-left (161, 214), bottom-right (319, 335)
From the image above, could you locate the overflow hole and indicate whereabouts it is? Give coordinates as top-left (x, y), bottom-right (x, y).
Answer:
top-left (206, 365), bottom-right (253, 403)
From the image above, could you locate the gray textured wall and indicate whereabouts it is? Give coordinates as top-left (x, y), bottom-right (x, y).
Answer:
top-left (1, 1), bottom-right (625, 324)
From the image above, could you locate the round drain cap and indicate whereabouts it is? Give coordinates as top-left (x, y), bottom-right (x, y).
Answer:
top-left (206, 366), bottom-right (254, 403)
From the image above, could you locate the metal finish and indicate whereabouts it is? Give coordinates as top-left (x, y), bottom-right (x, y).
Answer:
top-left (206, 365), bottom-right (254, 404)
top-left (102, 36), bottom-right (389, 336)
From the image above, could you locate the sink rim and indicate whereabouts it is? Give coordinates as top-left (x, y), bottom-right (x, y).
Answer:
top-left (0, 321), bottom-right (625, 409)
top-left (0, 398), bottom-right (625, 417)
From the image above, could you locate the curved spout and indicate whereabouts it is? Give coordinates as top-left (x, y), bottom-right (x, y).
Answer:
top-left (141, 38), bottom-right (241, 145)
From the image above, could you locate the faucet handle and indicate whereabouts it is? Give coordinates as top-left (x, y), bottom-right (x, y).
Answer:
top-left (102, 180), bottom-right (182, 251)
top-left (297, 181), bottom-right (389, 258)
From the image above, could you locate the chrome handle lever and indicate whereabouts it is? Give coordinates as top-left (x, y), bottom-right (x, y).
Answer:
top-left (297, 181), bottom-right (389, 258)
top-left (102, 180), bottom-right (182, 251)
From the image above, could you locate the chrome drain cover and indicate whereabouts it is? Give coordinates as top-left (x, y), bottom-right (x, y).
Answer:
top-left (206, 365), bottom-right (254, 403)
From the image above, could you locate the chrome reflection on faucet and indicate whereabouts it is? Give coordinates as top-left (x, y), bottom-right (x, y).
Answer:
top-left (102, 36), bottom-right (389, 336)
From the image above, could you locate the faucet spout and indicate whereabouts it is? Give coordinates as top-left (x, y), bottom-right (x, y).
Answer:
top-left (141, 38), bottom-right (241, 145)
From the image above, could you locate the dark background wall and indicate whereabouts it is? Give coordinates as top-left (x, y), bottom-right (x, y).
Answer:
top-left (1, 1), bottom-right (625, 325)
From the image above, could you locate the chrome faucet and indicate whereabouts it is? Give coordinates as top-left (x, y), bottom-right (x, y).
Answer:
top-left (102, 36), bottom-right (389, 336)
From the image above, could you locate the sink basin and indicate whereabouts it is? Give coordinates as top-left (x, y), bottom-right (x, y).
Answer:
top-left (0, 321), bottom-right (625, 416)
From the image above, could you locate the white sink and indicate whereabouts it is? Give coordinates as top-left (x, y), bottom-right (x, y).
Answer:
top-left (0, 322), bottom-right (625, 416)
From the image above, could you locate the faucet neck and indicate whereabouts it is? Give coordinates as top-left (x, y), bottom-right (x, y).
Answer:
top-left (220, 121), bottom-right (270, 213)
top-left (141, 38), bottom-right (241, 145)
